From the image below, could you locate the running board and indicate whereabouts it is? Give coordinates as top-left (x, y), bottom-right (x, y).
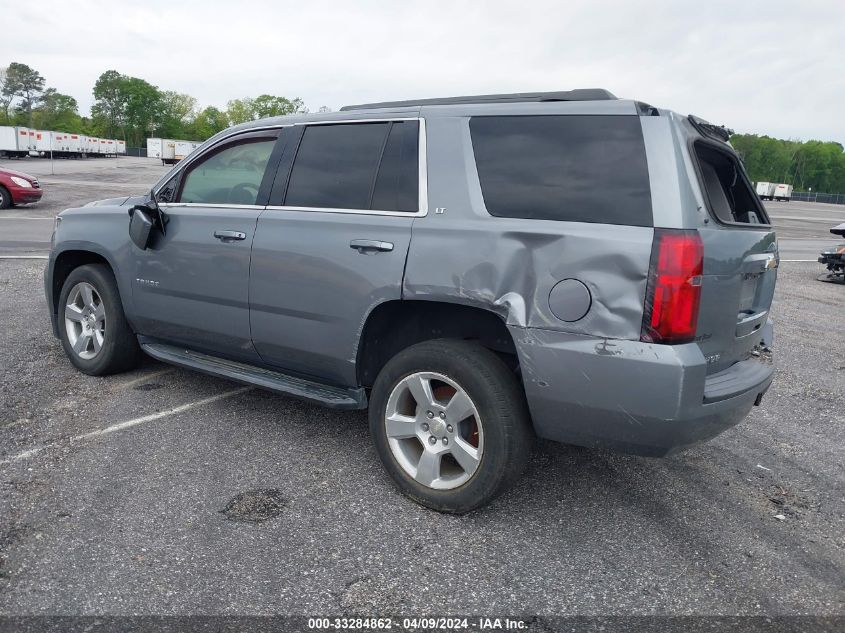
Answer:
top-left (140, 341), bottom-right (367, 410)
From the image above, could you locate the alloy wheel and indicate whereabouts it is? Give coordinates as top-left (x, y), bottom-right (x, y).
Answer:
top-left (384, 372), bottom-right (484, 490)
top-left (64, 282), bottom-right (106, 360)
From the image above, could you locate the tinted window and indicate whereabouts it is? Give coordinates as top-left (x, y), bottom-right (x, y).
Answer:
top-left (469, 115), bottom-right (652, 226)
top-left (372, 121), bottom-right (419, 212)
top-left (286, 123), bottom-right (390, 210)
top-left (178, 138), bottom-right (275, 205)
top-left (695, 143), bottom-right (768, 225)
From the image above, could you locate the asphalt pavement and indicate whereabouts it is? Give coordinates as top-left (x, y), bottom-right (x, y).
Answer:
top-left (1, 262), bottom-right (843, 616)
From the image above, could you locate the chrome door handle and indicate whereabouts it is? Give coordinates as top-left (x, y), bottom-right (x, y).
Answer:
top-left (214, 230), bottom-right (246, 241)
top-left (350, 239), bottom-right (394, 253)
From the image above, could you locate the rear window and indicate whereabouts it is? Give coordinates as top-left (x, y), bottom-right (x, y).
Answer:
top-left (285, 121), bottom-right (419, 212)
top-left (469, 115), bottom-right (652, 226)
top-left (286, 123), bottom-right (389, 210)
top-left (695, 143), bottom-right (769, 225)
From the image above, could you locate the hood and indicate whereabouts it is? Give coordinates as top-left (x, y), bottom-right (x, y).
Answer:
top-left (0, 167), bottom-right (38, 182)
top-left (85, 193), bottom-right (149, 207)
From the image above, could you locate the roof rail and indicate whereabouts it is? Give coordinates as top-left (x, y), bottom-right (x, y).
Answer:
top-left (340, 89), bottom-right (617, 111)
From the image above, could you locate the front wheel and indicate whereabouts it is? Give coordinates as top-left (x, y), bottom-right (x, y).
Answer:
top-left (0, 186), bottom-right (11, 209)
top-left (58, 264), bottom-right (142, 375)
top-left (369, 339), bottom-right (533, 513)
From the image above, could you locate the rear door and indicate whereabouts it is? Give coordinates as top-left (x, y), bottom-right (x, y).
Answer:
top-left (131, 129), bottom-right (282, 362)
top-left (249, 119), bottom-right (422, 386)
top-left (692, 139), bottom-right (777, 373)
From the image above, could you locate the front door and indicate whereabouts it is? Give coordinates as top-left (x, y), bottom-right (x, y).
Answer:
top-left (131, 129), bottom-right (281, 362)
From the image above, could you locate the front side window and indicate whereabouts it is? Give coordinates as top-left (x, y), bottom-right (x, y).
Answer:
top-left (178, 137), bottom-right (276, 205)
top-left (285, 121), bottom-right (419, 212)
top-left (469, 115), bottom-right (652, 226)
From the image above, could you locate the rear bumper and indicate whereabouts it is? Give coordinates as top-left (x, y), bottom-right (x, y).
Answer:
top-left (511, 327), bottom-right (774, 457)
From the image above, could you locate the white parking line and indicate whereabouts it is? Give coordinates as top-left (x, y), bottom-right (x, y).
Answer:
top-left (0, 386), bottom-right (252, 466)
top-left (114, 368), bottom-right (177, 390)
top-left (0, 217), bottom-right (54, 220)
top-left (781, 259), bottom-right (818, 262)
top-left (0, 255), bottom-right (48, 259)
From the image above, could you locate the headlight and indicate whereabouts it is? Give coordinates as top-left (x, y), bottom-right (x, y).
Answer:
top-left (10, 176), bottom-right (33, 188)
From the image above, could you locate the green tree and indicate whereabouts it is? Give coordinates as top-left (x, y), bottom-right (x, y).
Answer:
top-left (190, 106), bottom-right (228, 139)
top-left (226, 95), bottom-right (306, 125)
top-left (3, 62), bottom-right (46, 126)
top-left (121, 76), bottom-right (162, 146)
top-left (225, 97), bottom-right (256, 125)
top-left (32, 89), bottom-right (82, 131)
top-left (731, 133), bottom-right (845, 194)
top-left (91, 70), bottom-right (163, 146)
top-left (91, 70), bottom-right (127, 138)
top-left (158, 90), bottom-right (197, 138)
top-left (0, 66), bottom-right (11, 123)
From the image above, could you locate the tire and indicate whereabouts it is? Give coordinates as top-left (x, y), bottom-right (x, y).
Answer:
top-left (369, 339), bottom-right (533, 513)
top-left (0, 186), bottom-right (12, 209)
top-left (57, 263), bottom-right (142, 376)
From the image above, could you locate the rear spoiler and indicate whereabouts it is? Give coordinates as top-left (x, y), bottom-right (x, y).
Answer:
top-left (688, 115), bottom-right (734, 142)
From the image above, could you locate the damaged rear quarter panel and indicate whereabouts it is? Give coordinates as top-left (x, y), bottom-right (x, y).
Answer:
top-left (403, 114), bottom-right (653, 340)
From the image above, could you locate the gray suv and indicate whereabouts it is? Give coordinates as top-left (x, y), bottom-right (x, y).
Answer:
top-left (45, 89), bottom-right (777, 513)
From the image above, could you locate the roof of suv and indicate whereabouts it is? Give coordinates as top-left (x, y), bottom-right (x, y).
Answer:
top-left (340, 89), bottom-right (617, 111)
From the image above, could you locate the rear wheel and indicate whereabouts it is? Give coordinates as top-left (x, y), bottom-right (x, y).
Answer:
top-left (369, 339), bottom-right (532, 513)
top-left (58, 264), bottom-right (141, 375)
top-left (0, 186), bottom-right (11, 209)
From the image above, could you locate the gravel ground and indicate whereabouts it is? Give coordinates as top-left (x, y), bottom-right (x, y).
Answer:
top-left (0, 258), bottom-right (842, 617)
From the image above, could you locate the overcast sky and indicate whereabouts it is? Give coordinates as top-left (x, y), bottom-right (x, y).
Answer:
top-left (4, 0), bottom-right (844, 143)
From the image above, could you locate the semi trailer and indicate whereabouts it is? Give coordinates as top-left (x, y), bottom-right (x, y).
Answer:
top-left (773, 183), bottom-right (793, 201)
top-left (0, 126), bottom-right (35, 158)
top-left (0, 126), bottom-right (126, 158)
top-left (147, 137), bottom-right (199, 164)
top-left (755, 181), bottom-right (776, 200)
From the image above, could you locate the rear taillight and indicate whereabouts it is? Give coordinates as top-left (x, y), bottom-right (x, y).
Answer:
top-left (641, 229), bottom-right (703, 344)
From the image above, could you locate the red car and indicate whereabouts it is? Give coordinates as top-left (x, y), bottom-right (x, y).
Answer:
top-left (0, 167), bottom-right (43, 209)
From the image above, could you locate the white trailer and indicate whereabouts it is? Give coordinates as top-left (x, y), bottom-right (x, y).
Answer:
top-left (161, 138), bottom-right (177, 164)
top-left (148, 137), bottom-right (190, 164)
top-left (773, 183), bottom-right (793, 202)
top-left (147, 137), bottom-right (163, 160)
top-left (64, 133), bottom-right (83, 156)
top-left (0, 126), bottom-right (21, 157)
top-left (34, 130), bottom-right (53, 154)
top-left (87, 137), bottom-right (99, 154)
top-left (116, 139), bottom-right (126, 155)
top-left (174, 140), bottom-right (199, 161)
top-left (755, 181), bottom-right (776, 201)
top-left (52, 132), bottom-right (69, 153)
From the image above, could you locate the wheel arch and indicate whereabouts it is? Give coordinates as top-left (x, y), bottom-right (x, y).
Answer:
top-left (356, 299), bottom-right (519, 388)
top-left (49, 246), bottom-right (121, 337)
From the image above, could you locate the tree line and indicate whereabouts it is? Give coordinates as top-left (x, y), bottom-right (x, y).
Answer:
top-left (731, 134), bottom-right (845, 194)
top-left (0, 61), bottom-right (329, 147)
top-left (4, 60), bottom-right (845, 192)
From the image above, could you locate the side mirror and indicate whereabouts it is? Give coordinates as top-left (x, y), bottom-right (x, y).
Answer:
top-left (129, 206), bottom-right (154, 250)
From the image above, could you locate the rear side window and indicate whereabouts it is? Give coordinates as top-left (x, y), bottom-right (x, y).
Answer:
top-left (469, 115), bottom-right (652, 226)
top-left (285, 121), bottom-right (419, 212)
top-left (695, 143), bottom-right (769, 225)
top-left (371, 121), bottom-right (419, 212)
